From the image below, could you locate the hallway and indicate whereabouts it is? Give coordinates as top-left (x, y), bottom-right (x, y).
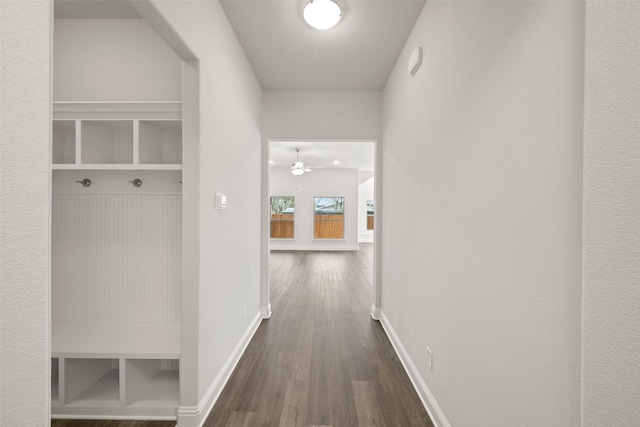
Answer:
top-left (204, 245), bottom-right (433, 426)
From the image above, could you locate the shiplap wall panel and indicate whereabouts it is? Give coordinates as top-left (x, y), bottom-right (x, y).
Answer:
top-left (52, 194), bottom-right (181, 325)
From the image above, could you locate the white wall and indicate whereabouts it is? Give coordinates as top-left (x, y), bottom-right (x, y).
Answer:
top-left (583, 3), bottom-right (640, 425)
top-left (382, 2), bottom-right (584, 426)
top-left (54, 19), bottom-right (182, 101)
top-left (358, 176), bottom-right (374, 243)
top-left (133, 2), bottom-right (263, 425)
top-left (52, 171), bottom-right (182, 326)
top-left (263, 91), bottom-right (382, 140)
top-left (0, 1), bottom-right (52, 425)
top-left (270, 168), bottom-right (359, 250)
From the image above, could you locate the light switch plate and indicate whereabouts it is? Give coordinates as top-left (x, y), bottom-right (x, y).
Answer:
top-left (216, 193), bottom-right (227, 209)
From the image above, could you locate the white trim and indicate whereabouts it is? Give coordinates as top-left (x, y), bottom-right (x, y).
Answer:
top-left (53, 101), bottom-right (182, 120)
top-left (370, 304), bottom-right (381, 320)
top-left (176, 311), bottom-right (262, 427)
top-left (51, 415), bottom-right (175, 422)
top-left (379, 311), bottom-right (451, 427)
top-left (262, 303), bottom-right (272, 319)
top-left (270, 246), bottom-right (359, 251)
top-left (52, 164), bottom-right (182, 171)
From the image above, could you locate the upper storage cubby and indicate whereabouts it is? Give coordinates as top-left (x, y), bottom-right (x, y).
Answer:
top-left (82, 120), bottom-right (133, 165)
top-left (52, 120), bottom-right (76, 165)
top-left (52, 102), bottom-right (182, 170)
top-left (139, 121), bottom-right (182, 165)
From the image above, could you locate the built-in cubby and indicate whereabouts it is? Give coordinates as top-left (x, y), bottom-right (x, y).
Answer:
top-left (52, 102), bottom-right (182, 170)
top-left (51, 358), bottom-right (60, 407)
top-left (139, 120), bottom-right (182, 165)
top-left (51, 102), bottom-right (182, 420)
top-left (52, 120), bottom-right (76, 164)
top-left (65, 358), bottom-right (120, 407)
top-left (125, 359), bottom-right (180, 407)
top-left (81, 120), bottom-right (133, 165)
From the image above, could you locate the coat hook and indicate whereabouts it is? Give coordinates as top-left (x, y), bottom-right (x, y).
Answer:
top-left (76, 179), bottom-right (91, 187)
top-left (129, 178), bottom-right (142, 187)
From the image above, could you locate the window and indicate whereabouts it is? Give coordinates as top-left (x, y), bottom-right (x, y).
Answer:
top-left (270, 196), bottom-right (295, 239)
top-left (314, 197), bottom-right (344, 239)
top-left (366, 200), bottom-right (374, 230)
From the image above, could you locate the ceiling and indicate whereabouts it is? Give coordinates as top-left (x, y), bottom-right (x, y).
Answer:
top-left (55, 0), bottom-right (426, 90)
top-left (220, 0), bottom-right (426, 90)
top-left (270, 141), bottom-right (375, 172)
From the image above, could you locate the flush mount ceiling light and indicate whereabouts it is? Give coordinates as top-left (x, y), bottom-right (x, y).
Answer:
top-left (291, 148), bottom-right (312, 176)
top-left (304, 0), bottom-right (341, 30)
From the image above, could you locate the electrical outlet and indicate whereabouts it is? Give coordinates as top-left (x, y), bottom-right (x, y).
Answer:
top-left (242, 305), bottom-right (247, 320)
top-left (426, 347), bottom-right (433, 371)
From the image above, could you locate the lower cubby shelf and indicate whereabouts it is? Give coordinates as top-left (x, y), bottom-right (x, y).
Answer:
top-left (51, 324), bottom-right (180, 419)
top-left (51, 358), bottom-right (60, 407)
top-left (65, 359), bottom-right (120, 407)
top-left (126, 359), bottom-right (179, 408)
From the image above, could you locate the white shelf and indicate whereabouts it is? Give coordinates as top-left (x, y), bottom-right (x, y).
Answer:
top-left (52, 163), bottom-right (182, 171)
top-left (53, 101), bottom-right (182, 120)
top-left (52, 324), bottom-right (180, 359)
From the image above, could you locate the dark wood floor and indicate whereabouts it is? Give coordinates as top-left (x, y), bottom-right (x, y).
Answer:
top-left (204, 245), bottom-right (433, 427)
top-left (53, 245), bottom-right (433, 427)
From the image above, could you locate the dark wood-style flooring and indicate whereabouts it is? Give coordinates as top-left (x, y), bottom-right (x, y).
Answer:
top-left (52, 245), bottom-right (433, 427)
top-left (204, 245), bottom-right (433, 427)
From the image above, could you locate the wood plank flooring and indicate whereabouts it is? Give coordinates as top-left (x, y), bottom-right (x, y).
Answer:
top-left (52, 245), bottom-right (433, 427)
top-left (204, 245), bottom-right (433, 427)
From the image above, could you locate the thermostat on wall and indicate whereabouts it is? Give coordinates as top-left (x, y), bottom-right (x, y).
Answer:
top-left (216, 193), bottom-right (227, 209)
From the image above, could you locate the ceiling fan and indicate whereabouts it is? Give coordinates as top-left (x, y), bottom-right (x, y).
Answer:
top-left (291, 148), bottom-right (312, 176)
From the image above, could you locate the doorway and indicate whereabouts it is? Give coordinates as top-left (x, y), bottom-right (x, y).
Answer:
top-left (262, 139), bottom-right (381, 319)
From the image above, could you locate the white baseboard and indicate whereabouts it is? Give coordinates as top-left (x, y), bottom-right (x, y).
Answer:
top-left (262, 303), bottom-right (272, 319)
top-left (270, 245), bottom-right (359, 251)
top-left (370, 304), bottom-right (381, 320)
top-left (177, 311), bottom-right (262, 427)
top-left (379, 311), bottom-right (451, 427)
